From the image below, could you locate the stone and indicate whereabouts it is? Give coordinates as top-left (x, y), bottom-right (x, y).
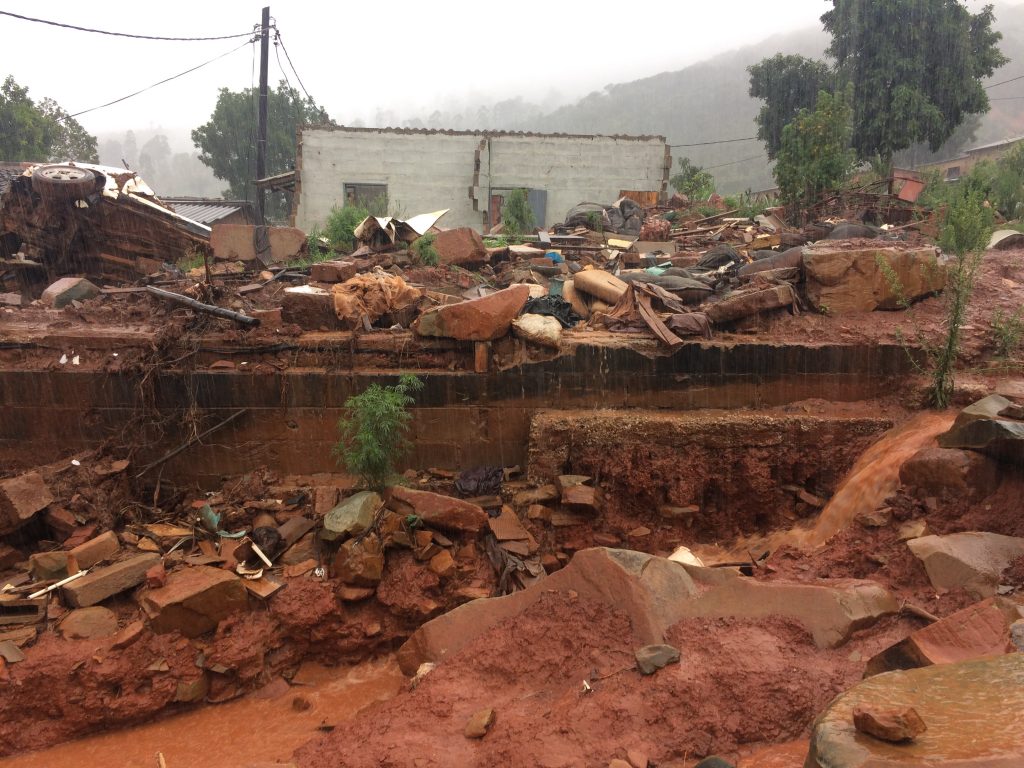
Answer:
top-left (310, 260), bottom-right (357, 283)
top-left (59, 607), bottom-right (118, 639)
top-left (900, 446), bottom-right (1000, 501)
top-left (69, 531), bottom-right (120, 570)
top-left (513, 485), bottom-right (559, 506)
top-left (705, 284), bottom-right (797, 324)
top-left (63, 554), bottom-right (160, 608)
top-left (634, 643), bottom-right (680, 675)
top-left (40, 277), bottom-right (99, 308)
top-left (865, 598), bottom-right (1013, 676)
top-left (593, 533), bottom-right (621, 547)
top-left (146, 562), bottom-right (167, 589)
top-left (562, 484), bottom-right (602, 513)
top-left (0, 472), bottom-right (54, 535)
top-left (526, 504), bottom-right (551, 522)
top-left (807, 655), bottom-right (1024, 767)
top-left (853, 706), bottom-right (927, 742)
top-left (464, 707), bottom-right (495, 739)
top-left (898, 520), bottom-right (929, 541)
top-left (43, 507), bottom-right (77, 540)
top-left (487, 506), bottom-right (530, 541)
top-left (856, 508), bottom-right (892, 528)
top-left (30, 550), bottom-right (77, 581)
top-left (626, 749), bottom-right (650, 768)
top-left (281, 285), bottom-right (336, 329)
top-left (659, 504), bottom-right (698, 522)
top-left (802, 245), bottom-right (946, 314)
top-left (512, 313), bottom-right (562, 349)
top-left (314, 486), bottom-right (340, 517)
top-left (433, 227), bottom-right (487, 266)
top-left (338, 585), bottom-right (376, 602)
top-left (1011, 619), bottom-right (1024, 651)
top-left (907, 532), bottom-right (1024, 598)
top-left (429, 550), bottom-right (456, 579)
top-left (322, 491), bottom-right (381, 542)
top-left (332, 535), bottom-right (384, 587)
top-left (937, 394), bottom-right (1024, 461)
top-left (397, 548), bottom-right (896, 674)
top-left (0, 292), bottom-right (22, 307)
top-left (175, 673), bottom-right (209, 703)
top-left (252, 307), bottom-right (283, 329)
top-left (139, 565), bottom-right (248, 638)
top-left (0, 543), bottom-right (23, 570)
top-left (554, 474), bottom-right (591, 494)
top-left (415, 285), bottom-right (530, 341)
top-left (211, 223), bottom-right (306, 263)
top-left (109, 620), bottom-right (145, 650)
top-left (386, 487), bottom-right (488, 533)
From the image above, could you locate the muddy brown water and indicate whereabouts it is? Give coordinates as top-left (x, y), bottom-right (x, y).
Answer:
top-left (0, 657), bottom-right (403, 768)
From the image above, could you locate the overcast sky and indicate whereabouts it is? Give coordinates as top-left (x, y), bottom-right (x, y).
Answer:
top-left (1, 0), bottom-right (1016, 148)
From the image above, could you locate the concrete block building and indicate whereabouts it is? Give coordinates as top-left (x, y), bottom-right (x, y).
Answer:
top-left (293, 126), bottom-right (671, 232)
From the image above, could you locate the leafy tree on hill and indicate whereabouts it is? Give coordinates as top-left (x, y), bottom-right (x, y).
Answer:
top-left (670, 158), bottom-right (715, 200)
top-left (0, 76), bottom-right (97, 162)
top-left (748, 54), bottom-right (834, 160)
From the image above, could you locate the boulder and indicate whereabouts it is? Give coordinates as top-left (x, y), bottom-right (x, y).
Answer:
top-left (139, 565), bottom-right (248, 637)
top-left (281, 285), bottom-right (336, 329)
top-left (386, 487), bottom-right (488, 533)
top-left (737, 245), bottom-right (804, 280)
top-left (396, 548), bottom-right (896, 675)
top-left (907, 532), bottom-right (1024, 598)
top-left (937, 394), bottom-right (1024, 460)
top-left (433, 227), bottom-right (487, 266)
top-left (865, 598), bottom-right (1015, 676)
top-left (0, 471), bottom-right (54, 535)
top-left (59, 607), bottom-right (118, 640)
top-left (211, 223), bottom-right (307, 263)
top-left (704, 284), bottom-right (797, 324)
top-left (512, 313), bottom-right (562, 349)
top-left (309, 260), bottom-right (357, 283)
top-left (635, 643), bottom-right (680, 675)
top-left (806, 655), bottom-right (1024, 767)
top-left (63, 554), bottom-right (161, 608)
top-left (322, 491), bottom-right (381, 542)
top-left (899, 447), bottom-right (1000, 501)
top-left (40, 277), bottom-right (99, 308)
top-left (415, 285), bottom-right (529, 341)
top-left (852, 705), bottom-right (927, 742)
top-left (802, 245), bottom-right (946, 314)
top-left (332, 534), bottom-right (384, 587)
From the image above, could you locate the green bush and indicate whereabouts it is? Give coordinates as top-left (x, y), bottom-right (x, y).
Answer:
top-left (670, 157), bottom-right (715, 200)
top-left (334, 374), bottom-right (423, 491)
top-left (502, 188), bottom-right (535, 236)
top-left (991, 308), bottom-right (1024, 357)
top-left (324, 205), bottom-right (369, 252)
top-left (410, 233), bottom-right (439, 266)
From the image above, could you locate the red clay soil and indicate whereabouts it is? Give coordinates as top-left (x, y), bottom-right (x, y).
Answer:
top-left (293, 591), bottom-right (917, 768)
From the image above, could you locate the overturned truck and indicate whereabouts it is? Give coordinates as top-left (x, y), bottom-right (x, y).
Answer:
top-left (0, 162), bottom-right (211, 289)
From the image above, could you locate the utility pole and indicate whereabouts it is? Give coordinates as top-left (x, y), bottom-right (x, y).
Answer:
top-left (256, 6), bottom-right (270, 225)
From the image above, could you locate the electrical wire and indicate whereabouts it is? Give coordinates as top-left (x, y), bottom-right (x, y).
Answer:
top-left (0, 9), bottom-right (255, 41)
top-left (985, 73), bottom-right (1024, 90)
top-left (704, 154), bottom-right (766, 170)
top-left (273, 28), bottom-right (315, 104)
top-left (670, 136), bottom-right (758, 148)
top-left (70, 40), bottom-right (254, 117)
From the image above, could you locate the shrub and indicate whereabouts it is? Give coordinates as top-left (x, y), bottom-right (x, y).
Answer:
top-left (410, 233), bottom-right (439, 266)
top-left (991, 308), bottom-right (1024, 357)
top-left (324, 204), bottom-right (369, 252)
top-left (670, 157), bottom-right (715, 200)
top-left (333, 374), bottom-right (423, 491)
top-left (502, 188), bottom-right (535, 236)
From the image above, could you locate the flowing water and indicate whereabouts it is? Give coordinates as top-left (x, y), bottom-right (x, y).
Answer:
top-left (0, 656), bottom-right (404, 768)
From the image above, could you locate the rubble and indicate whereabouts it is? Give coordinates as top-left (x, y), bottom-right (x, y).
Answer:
top-left (415, 284), bottom-right (530, 341)
top-left (907, 532), bottom-right (1024, 598)
top-left (62, 554), bottom-right (161, 608)
top-left (139, 565), bottom-right (247, 637)
top-left (40, 277), bottom-right (100, 308)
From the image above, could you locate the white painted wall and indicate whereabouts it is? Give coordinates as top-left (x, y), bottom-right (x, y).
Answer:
top-left (295, 128), bottom-right (668, 232)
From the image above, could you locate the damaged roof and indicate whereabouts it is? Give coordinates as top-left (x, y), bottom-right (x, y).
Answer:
top-left (163, 197), bottom-right (256, 226)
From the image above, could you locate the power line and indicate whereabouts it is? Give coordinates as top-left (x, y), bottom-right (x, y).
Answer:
top-left (704, 154), bottom-right (765, 170)
top-left (0, 9), bottom-right (256, 41)
top-left (985, 73), bottom-right (1024, 90)
top-left (70, 40), bottom-right (253, 117)
top-left (274, 29), bottom-right (315, 105)
top-left (990, 95), bottom-right (1024, 101)
top-left (670, 136), bottom-right (758, 148)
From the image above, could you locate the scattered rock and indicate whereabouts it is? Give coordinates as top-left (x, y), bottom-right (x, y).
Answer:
top-left (900, 446), bottom-right (1000, 501)
top-left (705, 284), bottom-right (797, 324)
top-left (0, 471), bottom-right (54, 535)
top-left (487, 506), bottom-right (530, 541)
top-left (512, 485), bottom-right (559, 506)
top-left (139, 565), bottom-right (248, 638)
top-left (310, 260), bottom-right (357, 283)
top-left (386, 487), bottom-right (487, 533)
top-left (853, 705), bottom-right (927, 742)
top-left (338, 585), bottom-right (375, 602)
top-left (634, 644), bottom-right (680, 675)
top-left (938, 394), bottom-right (1024, 460)
top-left (69, 531), bottom-right (120, 570)
top-left (856, 508), bottom-right (892, 528)
top-left (907, 532), bottom-right (1024, 598)
top-left (433, 227), bottom-right (487, 266)
top-left (626, 749), bottom-right (650, 768)
top-left (428, 550), bottom-right (456, 579)
top-left (562, 484), bottom-right (602, 513)
top-left (59, 607), bottom-right (118, 639)
top-left (29, 550), bottom-right (77, 581)
top-left (40, 277), bottom-right (99, 308)
top-left (109, 620), bottom-right (145, 650)
top-left (464, 707), bottom-right (496, 739)
top-left (415, 285), bottom-right (530, 341)
top-left (693, 758), bottom-right (736, 768)
top-left (322, 491), bottom-right (381, 542)
top-left (897, 520), bottom-right (929, 541)
top-left (333, 534), bottom-right (385, 587)
top-left (282, 285), bottom-right (336, 329)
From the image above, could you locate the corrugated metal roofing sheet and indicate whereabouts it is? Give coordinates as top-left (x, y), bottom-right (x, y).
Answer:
top-left (164, 200), bottom-right (247, 225)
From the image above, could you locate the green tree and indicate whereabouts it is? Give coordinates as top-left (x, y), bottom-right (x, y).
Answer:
top-left (773, 90), bottom-right (857, 215)
top-left (670, 157), bottom-right (715, 200)
top-left (822, 0), bottom-right (1007, 179)
top-left (502, 188), bottom-right (535, 236)
top-left (748, 54), bottom-right (834, 160)
top-left (0, 76), bottom-right (97, 162)
top-left (192, 81), bottom-right (332, 221)
top-left (334, 374), bottom-right (424, 491)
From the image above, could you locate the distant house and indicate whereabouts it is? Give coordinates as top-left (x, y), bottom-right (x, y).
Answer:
top-left (291, 126), bottom-right (671, 232)
top-left (162, 197), bottom-right (256, 226)
top-left (918, 135), bottom-right (1024, 181)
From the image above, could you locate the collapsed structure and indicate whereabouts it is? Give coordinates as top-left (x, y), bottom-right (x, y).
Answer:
top-left (1, 156), bottom-right (1024, 768)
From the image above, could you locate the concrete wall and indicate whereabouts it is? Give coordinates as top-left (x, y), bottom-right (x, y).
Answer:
top-left (295, 128), bottom-right (669, 232)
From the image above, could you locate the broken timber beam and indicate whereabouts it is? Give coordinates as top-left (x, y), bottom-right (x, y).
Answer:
top-left (145, 286), bottom-right (260, 327)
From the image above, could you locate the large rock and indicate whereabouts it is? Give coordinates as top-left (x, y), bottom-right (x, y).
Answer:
top-left (139, 565), bottom-right (248, 637)
top-left (415, 285), bottom-right (530, 341)
top-left (396, 548), bottom-right (896, 675)
top-left (332, 534), bottom-right (384, 586)
top-left (322, 491), bottom-right (381, 542)
top-left (937, 394), bottom-right (1024, 460)
top-left (63, 554), bottom-right (161, 608)
top-left (805, 655), bottom-right (1024, 767)
top-left (802, 245), bottom-right (946, 314)
top-left (211, 224), bottom-right (307, 264)
top-left (69, 531), bottom-right (121, 570)
top-left (737, 245), bottom-right (804, 279)
top-left (386, 486), bottom-right (488, 533)
top-left (59, 607), bottom-right (118, 639)
top-left (40, 277), bottom-right (99, 308)
top-left (907, 532), bottom-right (1024, 598)
top-left (705, 284), bottom-right (797, 324)
top-left (433, 227), bottom-right (487, 266)
top-left (865, 598), bottom-right (1016, 676)
top-left (0, 471), bottom-right (54, 535)
top-left (281, 285), bottom-right (336, 329)
top-left (899, 446), bottom-right (1000, 501)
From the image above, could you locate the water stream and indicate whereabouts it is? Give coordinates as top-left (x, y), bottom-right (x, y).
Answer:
top-left (0, 657), bottom-right (404, 768)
